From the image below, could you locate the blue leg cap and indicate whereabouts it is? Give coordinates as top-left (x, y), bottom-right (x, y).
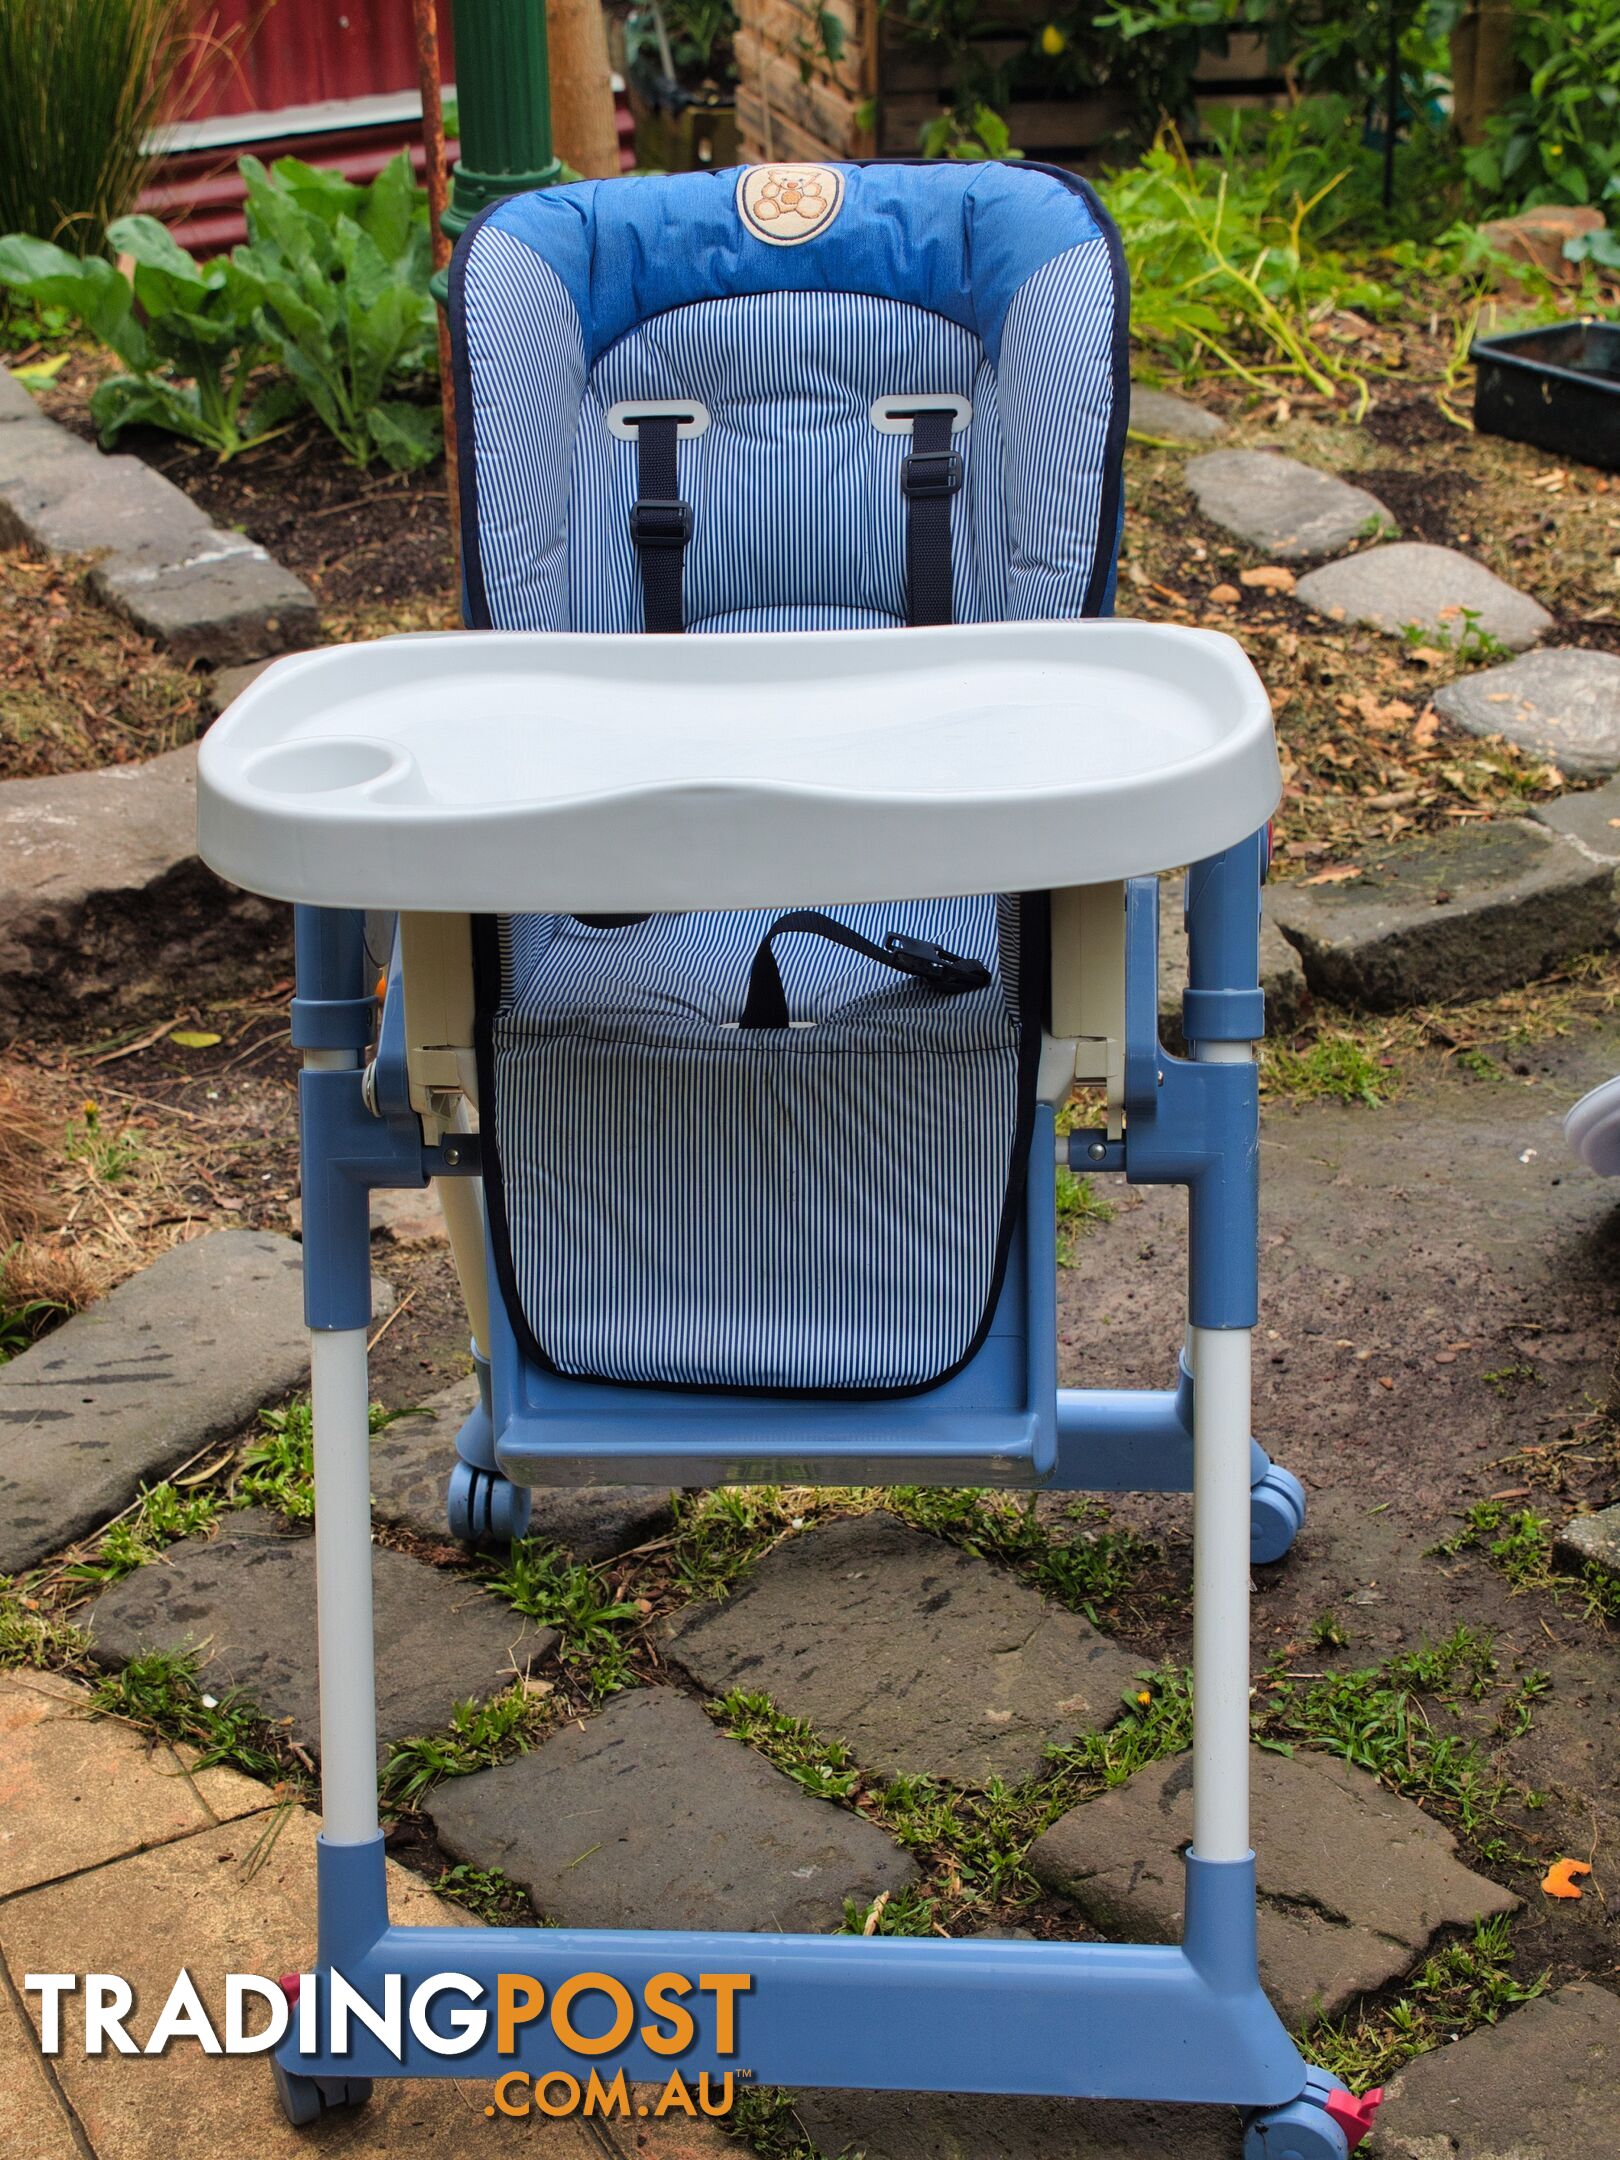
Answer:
top-left (1250, 1459), bottom-right (1307, 1564)
top-left (271, 2058), bottom-right (371, 2127)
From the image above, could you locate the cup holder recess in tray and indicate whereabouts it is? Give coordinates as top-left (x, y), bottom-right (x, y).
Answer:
top-left (246, 737), bottom-right (417, 799)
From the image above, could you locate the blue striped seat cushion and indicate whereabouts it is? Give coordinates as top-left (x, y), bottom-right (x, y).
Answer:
top-left (481, 894), bottom-right (1034, 1392)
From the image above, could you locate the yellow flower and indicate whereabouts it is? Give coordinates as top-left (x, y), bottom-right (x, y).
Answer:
top-left (80, 1099), bottom-right (100, 1122)
top-left (1040, 21), bottom-right (1067, 55)
top-left (1136, 1688), bottom-right (1154, 1706)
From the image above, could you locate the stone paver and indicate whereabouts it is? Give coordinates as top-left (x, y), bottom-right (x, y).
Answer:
top-left (0, 1668), bottom-right (268, 1897)
top-left (0, 742), bottom-right (284, 1028)
top-left (1028, 1747), bottom-right (1516, 2026)
top-left (0, 1964), bottom-right (82, 2160)
top-left (372, 1379), bottom-right (675, 1562)
top-left (1532, 773), bottom-right (1620, 863)
top-left (0, 397), bottom-right (315, 665)
top-left (1184, 449), bottom-right (1393, 562)
top-left (1265, 818), bottom-right (1616, 1010)
top-left (662, 1513), bottom-right (1140, 1784)
top-left (429, 1683), bottom-right (915, 1931)
top-left (1479, 203), bottom-right (1606, 281)
top-left (1433, 648), bottom-right (1620, 779)
top-left (1294, 541), bottom-right (1554, 651)
top-left (1159, 873), bottom-right (1306, 1035)
top-left (205, 656), bottom-right (277, 715)
top-left (86, 1508), bottom-right (549, 1754)
top-left (1130, 385), bottom-right (1226, 443)
top-left (1368, 1982), bottom-right (1620, 2158)
top-left (370, 1182), bottom-right (449, 1246)
top-left (0, 1232), bottom-right (338, 1576)
top-left (1554, 1500), bottom-right (1620, 1577)
top-left (800, 2091), bottom-right (1242, 2160)
top-left (0, 364), bottom-right (41, 423)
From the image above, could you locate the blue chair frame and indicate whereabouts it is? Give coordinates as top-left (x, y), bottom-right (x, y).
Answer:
top-left (276, 833), bottom-right (1368, 2158)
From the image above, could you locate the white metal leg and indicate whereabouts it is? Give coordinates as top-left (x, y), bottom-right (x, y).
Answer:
top-left (1189, 1034), bottom-right (1255, 1864)
top-left (1189, 1323), bottom-right (1252, 1861)
top-left (311, 1324), bottom-right (380, 1844)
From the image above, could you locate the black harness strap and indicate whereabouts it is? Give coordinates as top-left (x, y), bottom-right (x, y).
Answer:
top-left (902, 407), bottom-right (962, 628)
top-left (628, 415), bottom-right (691, 634)
top-left (740, 909), bottom-right (992, 1029)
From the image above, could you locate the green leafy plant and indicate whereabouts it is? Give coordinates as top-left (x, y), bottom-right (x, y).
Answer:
top-left (625, 0), bottom-right (738, 87)
top-left (67, 1480), bottom-right (220, 1585)
top-left (1308, 1915), bottom-right (1544, 2080)
top-left (1466, 0), bottom-right (1620, 211)
top-left (91, 1649), bottom-right (289, 1781)
top-left (229, 150), bottom-right (441, 471)
top-left (0, 0), bottom-right (189, 255)
top-left (0, 217), bottom-right (287, 459)
top-left (486, 1541), bottom-right (640, 1698)
top-left (238, 1397), bottom-right (407, 1520)
top-left (381, 1686), bottom-right (545, 1807)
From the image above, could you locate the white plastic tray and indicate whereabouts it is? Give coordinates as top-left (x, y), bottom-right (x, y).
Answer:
top-left (196, 622), bottom-right (1280, 912)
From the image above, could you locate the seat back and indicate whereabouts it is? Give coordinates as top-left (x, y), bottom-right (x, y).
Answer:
top-left (447, 162), bottom-right (1130, 1397)
top-left (450, 161), bottom-right (1128, 635)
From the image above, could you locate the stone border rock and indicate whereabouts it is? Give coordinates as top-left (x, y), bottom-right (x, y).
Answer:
top-left (0, 366), bottom-right (316, 666)
top-left (0, 743), bottom-right (288, 1029)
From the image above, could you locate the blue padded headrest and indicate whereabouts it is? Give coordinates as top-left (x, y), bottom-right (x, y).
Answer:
top-left (468, 161), bottom-right (1112, 368)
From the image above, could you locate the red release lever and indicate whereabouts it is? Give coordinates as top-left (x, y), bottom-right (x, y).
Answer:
top-left (1325, 2086), bottom-right (1383, 2151)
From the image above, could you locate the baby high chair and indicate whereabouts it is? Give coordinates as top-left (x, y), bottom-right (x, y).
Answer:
top-left (198, 159), bottom-right (1376, 2157)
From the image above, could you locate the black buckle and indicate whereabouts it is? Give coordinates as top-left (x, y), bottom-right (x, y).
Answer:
top-left (629, 498), bottom-right (692, 547)
top-left (884, 933), bottom-right (991, 994)
top-left (901, 449), bottom-right (963, 499)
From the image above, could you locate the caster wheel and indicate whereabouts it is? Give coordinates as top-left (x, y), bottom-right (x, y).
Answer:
top-left (447, 1458), bottom-right (532, 1550)
top-left (1243, 2101), bottom-right (1348, 2160)
top-left (1245, 2069), bottom-right (1380, 2159)
top-left (271, 2057), bottom-right (372, 2126)
top-left (1250, 1461), bottom-right (1307, 1565)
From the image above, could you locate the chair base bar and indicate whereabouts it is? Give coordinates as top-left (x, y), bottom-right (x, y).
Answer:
top-left (278, 1839), bottom-right (1307, 2109)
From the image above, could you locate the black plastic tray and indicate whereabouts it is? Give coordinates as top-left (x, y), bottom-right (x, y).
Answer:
top-left (1471, 319), bottom-right (1620, 470)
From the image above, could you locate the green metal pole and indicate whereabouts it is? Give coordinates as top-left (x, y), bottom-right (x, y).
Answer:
top-left (444, 0), bottom-right (563, 241)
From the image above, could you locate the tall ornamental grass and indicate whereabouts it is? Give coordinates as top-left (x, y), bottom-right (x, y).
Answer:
top-left (0, 0), bottom-right (189, 253)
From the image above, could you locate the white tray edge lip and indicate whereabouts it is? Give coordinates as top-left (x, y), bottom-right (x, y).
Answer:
top-left (197, 620), bottom-right (1281, 907)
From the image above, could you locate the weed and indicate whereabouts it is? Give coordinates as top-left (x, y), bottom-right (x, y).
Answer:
top-left (238, 1397), bottom-right (407, 1520)
top-left (1262, 1032), bottom-right (1387, 1107)
top-left (1047, 1668), bottom-right (1195, 1790)
top-left (886, 1487), bottom-right (1152, 1624)
top-left (1402, 607), bottom-right (1513, 665)
top-left (381, 1685), bottom-right (548, 1809)
top-left (1482, 1364), bottom-right (1538, 1397)
top-left (66, 1479), bottom-right (220, 1584)
top-left (0, 1575), bottom-right (88, 1668)
top-left (0, 1281), bottom-right (64, 1363)
top-left (485, 1542), bottom-right (639, 1700)
top-left (664, 1486), bottom-right (806, 1603)
top-left (1310, 1610), bottom-right (1351, 1651)
top-left (1453, 1047), bottom-right (1501, 1081)
top-left (723, 2084), bottom-right (826, 2160)
top-left (1307, 1915), bottom-right (1545, 2086)
top-left (1055, 1167), bottom-right (1116, 1267)
top-left (1440, 1501), bottom-right (1620, 1626)
top-left (63, 1100), bottom-right (142, 1183)
top-left (90, 1649), bottom-right (290, 1782)
top-left (433, 1861), bottom-right (540, 1927)
top-left (718, 1691), bottom-right (862, 1800)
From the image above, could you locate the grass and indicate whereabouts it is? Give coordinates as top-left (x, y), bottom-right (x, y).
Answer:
top-left (0, 1575), bottom-right (89, 1669)
top-left (0, 0), bottom-right (190, 252)
top-left (1440, 1501), bottom-right (1620, 1626)
top-left (89, 1648), bottom-right (293, 1783)
top-left (1263, 1030), bottom-right (1389, 1107)
top-left (66, 1479), bottom-right (221, 1585)
top-left (238, 1397), bottom-right (409, 1521)
top-left (380, 1684), bottom-right (550, 1809)
top-left (63, 1100), bottom-right (144, 1184)
top-left (432, 1861), bottom-right (542, 1927)
top-left (1307, 1915), bottom-right (1545, 2086)
top-left (1055, 1167), bottom-right (1115, 1266)
top-left (484, 1542), bottom-right (641, 1701)
top-left (654, 1485), bottom-right (1154, 1630)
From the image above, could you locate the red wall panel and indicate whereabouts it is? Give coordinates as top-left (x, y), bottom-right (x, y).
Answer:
top-left (179, 0), bottom-right (456, 121)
